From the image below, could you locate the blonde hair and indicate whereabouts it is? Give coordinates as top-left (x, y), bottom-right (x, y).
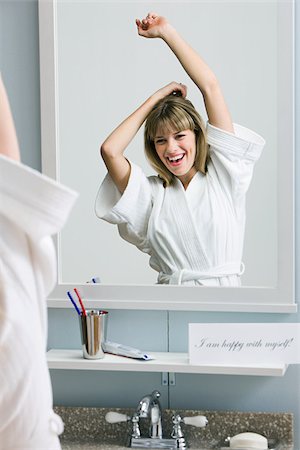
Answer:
top-left (144, 95), bottom-right (209, 186)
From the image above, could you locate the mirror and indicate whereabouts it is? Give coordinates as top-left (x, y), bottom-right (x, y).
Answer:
top-left (39, 0), bottom-right (296, 312)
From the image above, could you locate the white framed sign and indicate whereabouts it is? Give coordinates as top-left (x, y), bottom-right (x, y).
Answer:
top-left (189, 323), bottom-right (300, 365)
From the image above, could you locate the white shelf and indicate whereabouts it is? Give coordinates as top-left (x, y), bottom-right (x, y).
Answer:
top-left (47, 349), bottom-right (288, 376)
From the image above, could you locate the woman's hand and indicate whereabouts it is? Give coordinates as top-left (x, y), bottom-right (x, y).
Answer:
top-left (151, 82), bottom-right (187, 104)
top-left (136, 13), bottom-right (233, 132)
top-left (135, 12), bottom-right (170, 39)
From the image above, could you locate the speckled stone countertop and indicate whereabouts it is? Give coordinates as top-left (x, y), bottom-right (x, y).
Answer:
top-left (54, 406), bottom-right (293, 450)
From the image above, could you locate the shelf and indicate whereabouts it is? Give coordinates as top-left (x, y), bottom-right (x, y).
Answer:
top-left (47, 349), bottom-right (288, 376)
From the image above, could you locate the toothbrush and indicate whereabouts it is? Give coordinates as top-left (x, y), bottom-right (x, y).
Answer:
top-left (67, 291), bottom-right (81, 316)
top-left (74, 288), bottom-right (87, 316)
top-left (92, 277), bottom-right (101, 283)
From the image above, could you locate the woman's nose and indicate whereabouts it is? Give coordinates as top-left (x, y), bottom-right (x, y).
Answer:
top-left (166, 138), bottom-right (177, 152)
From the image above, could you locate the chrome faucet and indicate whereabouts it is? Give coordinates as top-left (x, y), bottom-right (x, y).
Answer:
top-left (105, 390), bottom-right (208, 449)
top-left (136, 390), bottom-right (163, 439)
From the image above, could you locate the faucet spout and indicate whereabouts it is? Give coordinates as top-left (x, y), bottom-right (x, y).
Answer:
top-left (136, 390), bottom-right (163, 439)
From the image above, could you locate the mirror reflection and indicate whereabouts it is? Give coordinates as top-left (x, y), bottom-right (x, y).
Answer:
top-left (95, 12), bottom-right (265, 287)
top-left (57, 1), bottom-right (278, 286)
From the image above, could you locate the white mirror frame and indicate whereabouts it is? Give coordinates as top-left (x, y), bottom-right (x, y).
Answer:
top-left (39, 0), bottom-right (296, 313)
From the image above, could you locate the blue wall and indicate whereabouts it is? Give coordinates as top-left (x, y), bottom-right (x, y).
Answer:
top-left (1, 0), bottom-right (299, 448)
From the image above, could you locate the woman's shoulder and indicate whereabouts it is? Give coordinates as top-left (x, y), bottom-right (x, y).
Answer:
top-left (206, 122), bottom-right (265, 160)
top-left (206, 122), bottom-right (265, 153)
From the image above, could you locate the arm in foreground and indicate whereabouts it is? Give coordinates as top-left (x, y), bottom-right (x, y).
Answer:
top-left (0, 75), bottom-right (20, 161)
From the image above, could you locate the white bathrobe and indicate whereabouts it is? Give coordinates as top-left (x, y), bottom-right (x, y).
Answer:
top-left (0, 155), bottom-right (77, 450)
top-left (95, 123), bottom-right (265, 286)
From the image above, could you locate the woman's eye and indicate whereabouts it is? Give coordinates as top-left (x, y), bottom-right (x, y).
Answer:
top-left (156, 139), bottom-right (165, 144)
top-left (176, 134), bottom-right (185, 139)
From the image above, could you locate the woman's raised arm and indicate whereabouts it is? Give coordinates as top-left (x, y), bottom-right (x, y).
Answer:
top-left (136, 13), bottom-right (234, 133)
top-left (100, 81), bottom-right (186, 193)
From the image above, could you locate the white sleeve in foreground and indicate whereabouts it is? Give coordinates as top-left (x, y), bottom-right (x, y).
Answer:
top-left (0, 155), bottom-right (78, 239)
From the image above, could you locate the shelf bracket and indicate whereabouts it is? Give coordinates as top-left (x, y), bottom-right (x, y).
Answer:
top-left (169, 372), bottom-right (176, 386)
top-left (161, 372), bottom-right (176, 386)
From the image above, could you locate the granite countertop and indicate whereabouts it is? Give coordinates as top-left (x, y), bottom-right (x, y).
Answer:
top-left (54, 406), bottom-right (293, 450)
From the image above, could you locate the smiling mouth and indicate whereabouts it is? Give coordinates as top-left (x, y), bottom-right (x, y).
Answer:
top-left (166, 154), bottom-right (185, 165)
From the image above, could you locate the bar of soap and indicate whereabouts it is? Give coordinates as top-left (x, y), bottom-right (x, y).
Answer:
top-left (230, 432), bottom-right (268, 449)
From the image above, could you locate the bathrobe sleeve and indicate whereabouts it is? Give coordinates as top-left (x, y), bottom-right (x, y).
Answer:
top-left (95, 162), bottom-right (157, 253)
top-left (206, 122), bottom-right (265, 203)
top-left (0, 154), bottom-right (77, 450)
top-left (0, 154), bottom-right (78, 295)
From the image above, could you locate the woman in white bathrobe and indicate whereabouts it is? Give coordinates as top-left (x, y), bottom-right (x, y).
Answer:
top-left (95, 13), bottom-right (265, 287)
top-left (0, 75), bottom-right (77, 449)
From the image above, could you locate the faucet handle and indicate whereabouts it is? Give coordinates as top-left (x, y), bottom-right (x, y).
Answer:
top-left (172, 414), bottom-right (207, 449)
top-left (131, 413), bottom-right (141, 439)
top-left (182, 415), bottom-right (208, 428)
top-left (171, 415), bottom-right (187, 449)
top-left (105, 411), bottom-right (131, 423)
top-left (171, 415), bottom-right (184, 438)
top-left (105, 411), bottom-right (141, 441)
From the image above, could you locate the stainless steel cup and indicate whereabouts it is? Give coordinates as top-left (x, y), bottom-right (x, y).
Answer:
top-left (79, 309), bottom-right (108, 359)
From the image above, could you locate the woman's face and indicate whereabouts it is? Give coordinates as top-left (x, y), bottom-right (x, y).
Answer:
top-left (154, 128), bottom-right (197, 187)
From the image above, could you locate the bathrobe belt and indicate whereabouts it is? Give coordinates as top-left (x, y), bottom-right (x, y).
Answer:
top-left (158, 262), bottom-right (245, 285)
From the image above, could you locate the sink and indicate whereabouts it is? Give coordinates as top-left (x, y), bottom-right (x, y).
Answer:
top-left (54, 406), bottom-right (293, 450)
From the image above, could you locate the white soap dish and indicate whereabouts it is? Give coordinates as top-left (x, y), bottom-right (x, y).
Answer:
top-left (221, 432), bottom-right (279, 450)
